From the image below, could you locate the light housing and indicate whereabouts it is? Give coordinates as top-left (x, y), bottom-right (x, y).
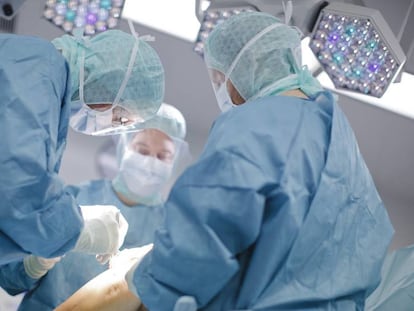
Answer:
top-left (309, 2), bottom-right (406, 98)
top-left (43, 0), bottom-right (125, 35)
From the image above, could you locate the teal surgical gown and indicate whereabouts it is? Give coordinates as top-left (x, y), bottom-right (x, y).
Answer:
top-left (0, 180), bottom-right (163, 310)
top-left (132, 92), bottom-right (394, 310)
top-left (0, 34), bottom-right (83, 264)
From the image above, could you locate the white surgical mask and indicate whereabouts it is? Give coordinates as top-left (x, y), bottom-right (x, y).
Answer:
top-left (215, 83), bottom-right (236, 113)
top-left (116, 150), bottom-right (173, 204)
top-left (70, 104), bottom-right (113, 135)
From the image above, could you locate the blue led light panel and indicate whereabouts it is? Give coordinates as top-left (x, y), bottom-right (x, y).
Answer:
top-left (44, 0), bottom-right (125, 35)
top-left (309, 3), bottom-right (406, 97)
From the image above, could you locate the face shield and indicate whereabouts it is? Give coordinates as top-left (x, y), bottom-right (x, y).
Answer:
top-left (112, 129), bottom-right (190, 206)
top-left (55, 24), bottom-right (164, 136)
top-left (111, 103), bottom-right (190, 205)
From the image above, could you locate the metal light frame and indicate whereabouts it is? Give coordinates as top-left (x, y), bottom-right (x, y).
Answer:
top-left (194, 1), bottom-right (258, 57)
top-left (309, 2), bottom-right (406, 97)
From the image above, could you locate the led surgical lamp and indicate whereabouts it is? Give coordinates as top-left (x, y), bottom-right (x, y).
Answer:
top-left (309, 2), bottom-right (406, 98)
top-left (194, 0), bottom-right (406, 98)
top-left (193, 0), bottom-right (329, 58)
top-left (43, 0), bottom-right (125, 35)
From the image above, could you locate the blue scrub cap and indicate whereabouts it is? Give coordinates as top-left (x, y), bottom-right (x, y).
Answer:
top-left (204, 12), bottom-right (322, 101)
top-left (52, 29), bottom-right (164, 121)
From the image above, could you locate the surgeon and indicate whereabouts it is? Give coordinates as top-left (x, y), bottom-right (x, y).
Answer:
top-left (0, 27), bottom-right (164, 265)
top-left (0, 104), bottom-right (188, 310)
top-left (119, 12), bottom-right (394, 310)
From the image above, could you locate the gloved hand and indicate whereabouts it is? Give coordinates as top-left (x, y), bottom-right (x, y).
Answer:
top-left (72, 205), bottom-right (128, 259)
top-left (23, 255), bottom-right (62, 279)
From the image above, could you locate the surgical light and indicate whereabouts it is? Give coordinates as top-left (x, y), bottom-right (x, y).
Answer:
top-left (309, 2), bottom-right (406, 98)
top-left (194, 5), bottom-right (257, 57)
top-left (43, 0), bottom-right (125, 35)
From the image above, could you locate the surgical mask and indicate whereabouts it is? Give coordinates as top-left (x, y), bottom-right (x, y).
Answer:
top-left (215, 83), bottom-right (236, 113)
top-left (115, 150), bottom-right (173, 205)
top-left (70, 104), bottom-right (114, 135)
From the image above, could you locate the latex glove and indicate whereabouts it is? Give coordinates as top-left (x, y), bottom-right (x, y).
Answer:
top-left (23, 255), bottom-right (62, 279)
top-left (72, 205), bottom-right (128, 257)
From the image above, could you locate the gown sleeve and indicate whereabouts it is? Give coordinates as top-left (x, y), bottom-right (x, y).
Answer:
top-left (0, 35), bottom-right (83, 263)
top-left (132, 149), bottom-right (271, 310)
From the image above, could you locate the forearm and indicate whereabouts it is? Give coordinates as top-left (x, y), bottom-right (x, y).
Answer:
top-left (0, 183), bottom-right (83, 258)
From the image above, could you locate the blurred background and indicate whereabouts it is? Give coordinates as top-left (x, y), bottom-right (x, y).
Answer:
top-left (0, 0), bottom-right (413, 308)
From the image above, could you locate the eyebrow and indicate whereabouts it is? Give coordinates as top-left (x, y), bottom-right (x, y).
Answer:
top-left (160, 150), bottom-right (173, 156)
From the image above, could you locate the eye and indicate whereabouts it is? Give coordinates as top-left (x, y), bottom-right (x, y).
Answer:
top-left (157, 152), bottom-right (173, 163)
top-left (138, 148), bottom-right (151, 156)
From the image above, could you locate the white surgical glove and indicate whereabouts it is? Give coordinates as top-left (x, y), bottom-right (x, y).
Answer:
top-left (72, 205), bottom-right (128, 258)
top-left (23, 255), bottom-right (62, 279)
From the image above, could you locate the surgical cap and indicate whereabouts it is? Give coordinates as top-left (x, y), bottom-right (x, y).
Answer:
top-left (133, 103), bottom-right (186, 140)
top-left (52, 29), bottom-right (164, 121)
top-left (204, 12), bottom-right (322, 101)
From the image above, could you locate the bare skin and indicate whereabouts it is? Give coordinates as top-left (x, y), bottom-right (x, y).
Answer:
top-left (54, 268), bottom-right (142, 311)
top-left (57, 78), bottom-right (309, 311)
top-left (55, 246), bottom-right (154, 311)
